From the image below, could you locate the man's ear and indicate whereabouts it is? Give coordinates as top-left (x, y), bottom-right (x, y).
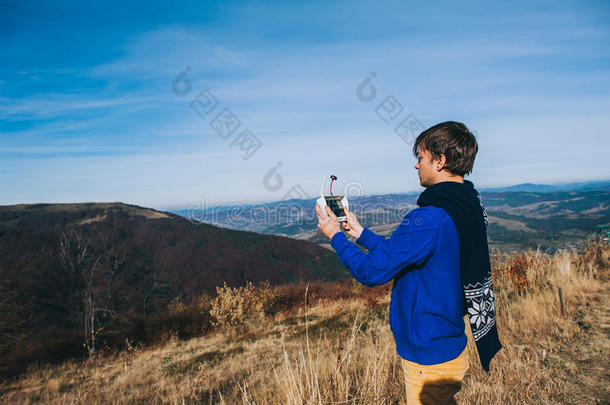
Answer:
top-left (435, 154), bottom-right (447, 171)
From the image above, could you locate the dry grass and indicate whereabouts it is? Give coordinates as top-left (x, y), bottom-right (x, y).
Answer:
top-left (1, 238), bottom-right (608, 404)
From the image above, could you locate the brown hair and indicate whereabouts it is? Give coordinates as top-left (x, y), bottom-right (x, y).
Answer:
top-left (412, 121), bottom-right (478, 176)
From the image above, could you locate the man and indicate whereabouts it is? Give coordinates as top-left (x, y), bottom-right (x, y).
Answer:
top-left (315, 121), bottom-right (502, 404)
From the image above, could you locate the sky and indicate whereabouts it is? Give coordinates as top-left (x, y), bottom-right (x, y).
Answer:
top-left (1, 0), bottom-right (609, 210)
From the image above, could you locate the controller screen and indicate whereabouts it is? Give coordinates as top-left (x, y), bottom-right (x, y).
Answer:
top-left (325, 197), bottom-right (346, 218)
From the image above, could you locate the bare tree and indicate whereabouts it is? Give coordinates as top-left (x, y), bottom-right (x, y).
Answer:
top-left (58, 226), bottom-right (116, 360)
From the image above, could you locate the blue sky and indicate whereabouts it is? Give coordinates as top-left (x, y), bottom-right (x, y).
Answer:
top-left (1, 0), bottom-right (609, 209)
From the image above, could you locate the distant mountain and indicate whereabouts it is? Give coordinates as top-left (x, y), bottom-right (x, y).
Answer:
top-left (481, 183), bottom-right (559, 193)
top-left (171, 187), bottom-right (610, 254)
top-left (0, 202), bottom-right (347, 378)
top-left (479, 179), bottom-right (610, 193)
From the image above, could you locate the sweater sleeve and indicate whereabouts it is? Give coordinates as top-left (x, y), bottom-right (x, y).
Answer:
top-left (356, 227), bottom-right (386, 251)
top-left (330, 212), bottom-right (438, 287)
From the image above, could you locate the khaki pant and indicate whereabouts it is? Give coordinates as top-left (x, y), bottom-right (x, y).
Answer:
top-left (401, 345), bottom-right (469, 405)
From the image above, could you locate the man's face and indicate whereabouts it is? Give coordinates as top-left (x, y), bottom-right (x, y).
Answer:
top-left (414, 147), bottom-right (438, 187)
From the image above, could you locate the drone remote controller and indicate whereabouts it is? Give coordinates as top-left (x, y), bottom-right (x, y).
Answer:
top-left (317, 175), bottom-right (349, 222)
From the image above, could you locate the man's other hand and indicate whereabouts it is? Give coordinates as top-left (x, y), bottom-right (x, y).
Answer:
top-left (315, 203), bottom-right (341, 240)
top-left (342, 206), bottom-right (364, 239)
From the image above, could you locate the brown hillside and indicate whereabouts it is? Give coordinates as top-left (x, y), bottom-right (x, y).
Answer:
top-left (0, 202), bottom-right (347, 379)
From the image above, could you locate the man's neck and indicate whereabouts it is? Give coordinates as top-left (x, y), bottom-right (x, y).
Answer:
top-left (431, 175), bottom-right (464, 185)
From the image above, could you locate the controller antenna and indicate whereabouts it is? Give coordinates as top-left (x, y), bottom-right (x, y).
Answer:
top-left (330, 175), bottom-right (337, 196)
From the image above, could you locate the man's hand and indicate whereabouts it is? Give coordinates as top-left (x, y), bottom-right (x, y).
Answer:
top-left (342, 206), bottom-right (364, 239)
top-left (315, 203), bottom-right (341, 240)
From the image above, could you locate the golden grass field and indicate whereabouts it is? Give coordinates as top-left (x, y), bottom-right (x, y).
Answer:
top-left (1, 238), bottom-right (608, 404)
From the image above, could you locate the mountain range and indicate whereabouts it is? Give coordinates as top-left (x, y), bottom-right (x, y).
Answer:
top-left (170, 179), bottom-right (610, 254)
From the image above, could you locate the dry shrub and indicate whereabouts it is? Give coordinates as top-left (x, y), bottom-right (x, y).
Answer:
top-left (574, 236), bottom-right (609, 279)
top-left (197, 292), bottom-right (213, 314)
top-left (210, 281), bottom-right (275, 330)
top-left (262, 283), bottom-right (309, 316)
top-left (167, 296), bottom-right (187, 313)
top-left (504, 252), bottom-right (531, 294)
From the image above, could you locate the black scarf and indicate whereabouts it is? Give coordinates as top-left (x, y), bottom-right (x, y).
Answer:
top-left (417, 179), bottom-right (502, 372)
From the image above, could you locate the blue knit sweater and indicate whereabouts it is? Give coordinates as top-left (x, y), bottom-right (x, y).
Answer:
top-left (330, 206), bottom-right (467, 365)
